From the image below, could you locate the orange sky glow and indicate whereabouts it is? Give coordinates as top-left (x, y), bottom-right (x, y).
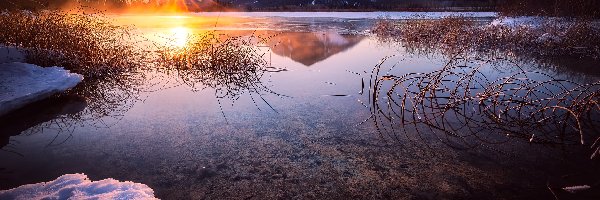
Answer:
top-left (64, 0), bottom-right (237, 14)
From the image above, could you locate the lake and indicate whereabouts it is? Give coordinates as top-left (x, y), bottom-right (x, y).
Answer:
top-left (1, 12), bottom-right (600, 199)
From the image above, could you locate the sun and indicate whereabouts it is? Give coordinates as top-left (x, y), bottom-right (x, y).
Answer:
top-left (169, 27), bottom-right (191, 48)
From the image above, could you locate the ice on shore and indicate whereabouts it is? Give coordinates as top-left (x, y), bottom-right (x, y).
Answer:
top-left (0, 174), bottom-right (157, 200)
top-left (488, 16), bottom-right (589, 43)
top-left (490, 16), bottom-right (546, 27)
top-left (0, 62), bottom-right (83, 116)
top-left (489, 16), bottom-right (571, 28)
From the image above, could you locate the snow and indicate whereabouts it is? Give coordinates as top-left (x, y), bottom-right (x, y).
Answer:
top-left (488, 16), bottom-right (591, 43)
top-left (0, 173), bottom-right (157, 200)
top-left (563, 185), bottom-right (591, 193)
top-left (536, 32), bottom-right (562, 43)
top-left (0, 62), bottom-right (83, 116)
top-left (489, 16), bottom-right (545, 27)
top-left (192, 12), bottom-right (497, 19)
top-left (489, 16), bottom-right (576, 28)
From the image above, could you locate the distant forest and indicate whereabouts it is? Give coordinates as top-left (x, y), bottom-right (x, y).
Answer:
top-left (1, 0), bottom-right (598, 17)
top-left (500, 0), bottom-right (599, 17)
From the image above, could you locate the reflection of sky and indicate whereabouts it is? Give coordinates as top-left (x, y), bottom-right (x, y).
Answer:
top-left (168, 27), bottom-right (191, 47)
top-left (115, 14), bottom-right (375, 66)
top-left (1, 14), bottom-right (593, 162)
top-left (1, 14), bottom-right (599, 198)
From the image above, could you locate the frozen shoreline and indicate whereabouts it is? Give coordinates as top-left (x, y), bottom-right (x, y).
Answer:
top-left (0, 47), bottom-right (83, 116)
top-left (0, 174), bottom-right (157, 199)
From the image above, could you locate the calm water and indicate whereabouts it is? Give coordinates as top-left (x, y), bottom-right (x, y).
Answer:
top-left (1, 13), bottom-right (600, 199)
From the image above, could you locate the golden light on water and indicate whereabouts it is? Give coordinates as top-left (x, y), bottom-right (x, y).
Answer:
top-left (168, 27), bottom-right (191, 48)
top-left (109, 14), bottom-right (257, 49)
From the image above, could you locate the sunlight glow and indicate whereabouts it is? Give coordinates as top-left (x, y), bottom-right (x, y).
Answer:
top-left (169, 27), bottom-right (191, 48)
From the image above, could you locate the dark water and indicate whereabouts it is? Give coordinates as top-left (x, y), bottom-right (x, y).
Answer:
top-left (1, 13), bottom-right (600, 199)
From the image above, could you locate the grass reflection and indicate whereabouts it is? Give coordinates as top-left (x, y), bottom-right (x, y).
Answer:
top-left (366, 55), bottom-right (600, 157)
top-left (0, 9), bottom-right (289, 146)
top-left (369, 17), bottom-right (600, 155)
top-left (158, 31), bottom-right (288, 120)
top-left (0, 8), bottom-right (153, 148)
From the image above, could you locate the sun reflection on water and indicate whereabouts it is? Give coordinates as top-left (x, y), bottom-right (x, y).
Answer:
top-left (168, 27), bottom-right (191, 48)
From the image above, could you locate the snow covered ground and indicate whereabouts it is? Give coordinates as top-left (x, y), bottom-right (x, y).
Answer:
top-left (487, 16), bottom-right (600, 43)
top-left (191, 11), bottom-right (498, 19)
top-left (488, 16), bottom-right (594, 28)
top-left (0, 174), bottom-right (157, 200)
top-left (490, 16), bottom-right (553, 27)
top-left (0, 47), bottom-right (83, 116)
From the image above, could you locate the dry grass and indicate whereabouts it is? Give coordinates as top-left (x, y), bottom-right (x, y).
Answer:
top-left (367, 55), bottom-right (600, 157)
top-left (373, 17), bottom-right (600, 59)
top-left (0, 8), bottom-right (285, 135)
top-left (0, 9), bottom-right (152, 141)
top-left (0, 9), bottom-right (148, 79)
top-left (158, 32), bottom-right (287, 117)
top-left (371, 17), bottom-right (600, 154)
top-left (0, 8), bottom-right (288, 148)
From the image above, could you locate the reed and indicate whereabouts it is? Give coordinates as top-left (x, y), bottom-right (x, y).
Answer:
top-left (0, 8), bottom-right (152, 145)
top-left (157, 31), bottom-right (287, 115)
top-left (373, 16), bottom-right (600, 59)
top-left (0, 8), bottom-right (285, 136)
top-left (367, 55), bottom-right (600, 157)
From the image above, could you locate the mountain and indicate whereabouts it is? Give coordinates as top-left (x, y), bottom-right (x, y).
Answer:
top-left (267, 31), bottom-right (365, 66)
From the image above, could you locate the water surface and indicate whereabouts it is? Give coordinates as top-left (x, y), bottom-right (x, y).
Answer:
top-left (1, 12), bottom-right (600, 199)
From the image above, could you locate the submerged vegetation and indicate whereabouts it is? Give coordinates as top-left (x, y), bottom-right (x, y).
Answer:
top-left (363, 54), bottom-right (600, 198)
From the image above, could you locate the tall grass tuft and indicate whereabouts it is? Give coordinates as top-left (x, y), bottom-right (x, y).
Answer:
top-left (373, 17), bottom-right (600, 59)
top-left (0, 9), bottom-right (150, 135)
top-left (367, 55), bottom-right (600, 157)
top-left (0, 9), bottom-right (148, 79)
top-left (158, 32), bottom-right (287, 117)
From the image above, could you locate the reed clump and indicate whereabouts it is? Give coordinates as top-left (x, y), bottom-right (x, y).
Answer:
top-left (0, 9), bottom-right (148, 80)
top-left (158, 32), bottom-right (286, 103)
top-left (368, 56), bottom-right (600, 157)
top-left (0, 9), bottom-right (149, 133)
top-left (373, 17), bottom-right (600, 59)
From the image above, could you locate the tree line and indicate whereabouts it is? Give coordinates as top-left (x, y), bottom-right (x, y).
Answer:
top-left (0, 0), bottom-right (598, 17)
top-left (500, 0), bottom-right (600, 17)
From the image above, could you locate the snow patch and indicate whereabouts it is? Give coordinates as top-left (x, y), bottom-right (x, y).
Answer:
top-left (489, 16), bottom-right (574, 28)
top-left (488, 17), bottom-right (587, 43)
top-left (0, 62), bottom-right (83, 116)
top-left (0, 174), bottom-right (157, 200)
top-left (536, 32), bottom-right (562, 43)
top-left (490, 16), bottom-right (545, 27)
